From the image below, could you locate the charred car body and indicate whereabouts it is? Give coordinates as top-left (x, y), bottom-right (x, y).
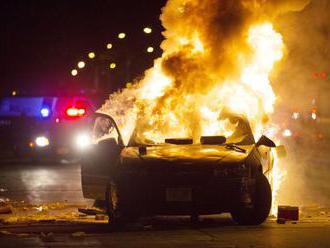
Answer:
top-left (81, 111), bottom-right (277, 225)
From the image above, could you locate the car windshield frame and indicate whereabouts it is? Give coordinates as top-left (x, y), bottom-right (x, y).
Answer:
top-left (127, 116), bottom-right (255, 147)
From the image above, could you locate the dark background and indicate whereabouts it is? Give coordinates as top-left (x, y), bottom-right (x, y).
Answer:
top-left (0, 0), bottom-right (167, 95)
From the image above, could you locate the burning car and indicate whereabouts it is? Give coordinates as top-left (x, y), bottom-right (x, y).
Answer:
top-left (81, 111), bottom-right (277, 225)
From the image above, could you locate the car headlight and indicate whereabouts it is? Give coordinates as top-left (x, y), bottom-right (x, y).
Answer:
top-left (75, 132), bottom-right (91, 150)
top-left (35, 136), bottom-right (50, 147)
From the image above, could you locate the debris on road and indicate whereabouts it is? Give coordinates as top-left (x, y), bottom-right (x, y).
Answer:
top-left (71, 231), bottom-right (86, 238)
top-left (0, 230), bottom-right (12, 235)
top-left (40, 232), bottom-right (55, 242)
top-left (78, 208), bottom-right (105, 216)
top-left (278, 206), bottom-right (299, 221)
top-left (0, 205), bottom-right (12, 214)
top-left (276, 218), bottom-right (286, 224)
top-left (95, 214), bottom-right (108, 221)
top-left (0, 188), bottom-right (8, 192)
top-left (0, 201), bottom-right (91, 225)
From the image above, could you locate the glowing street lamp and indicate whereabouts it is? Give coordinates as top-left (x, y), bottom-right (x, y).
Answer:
top-left (118, 33), bottom-right (126, 39)
top-left (88, 52), bottom-right (96, 59)
top-left (147, 46), bottom-right (154, 53)
top-left (77, 61), bottom-right (86, 69)
top-left (71, 69), bottom-right (78, 76)
top-left (12, 91), bottom-right (17, 96)
top-left (143, 27), bottom-right (152, 34)
top-left (109, 63), bottom-right (116, 69)
top-left (106, 43), bottom-right (113, 49)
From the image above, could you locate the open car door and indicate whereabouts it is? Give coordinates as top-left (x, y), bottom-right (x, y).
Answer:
top-left (81, 113), bottom-right (124, 200)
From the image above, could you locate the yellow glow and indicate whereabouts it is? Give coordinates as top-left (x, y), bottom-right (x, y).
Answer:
top-left (88, 52), bottom-right (96, 59)
top-left (270, 150), bottom-right (287, 216)
top-left (147, 46), bottom-right (154, 53)
top-left (110, 63), bottom-right (116, 69)
top-left (77, 61), bottom-right (85, 69)
top-left (12, 91), bottom-right (17, 96)
top-left (192, 32), bottom-right (204, 53)
top-left (118, 33), bottom-right (126, 39)
top-left (71, 69), bottom-right (78, 76)
top-left (143, 27), bottom-right (152, 34)
top-left (106, 43), bottom-right (113, 49)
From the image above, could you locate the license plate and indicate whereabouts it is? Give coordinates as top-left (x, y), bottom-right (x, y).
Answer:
top-left (166, 187), bottom-right (192, 202)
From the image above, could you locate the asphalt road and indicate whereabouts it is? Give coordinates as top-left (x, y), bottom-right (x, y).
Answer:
top-left (0, 219), bottom-right (329, 248)
top-left (0, 161), bottom-right (329, 248)
top-left (0, 161), bottom-right (89, 205)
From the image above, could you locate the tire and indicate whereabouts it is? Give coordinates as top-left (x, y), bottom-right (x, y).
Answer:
top-left (231, 174), bottom-right (272, 225)
top-left (105, 182), bottom-right (139, 226)
top-left (105, 183), bottom-right (117, 225)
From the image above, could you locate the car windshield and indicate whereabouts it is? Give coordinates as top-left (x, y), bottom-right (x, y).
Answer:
top-left (128, 116), bottom-right (255, 146)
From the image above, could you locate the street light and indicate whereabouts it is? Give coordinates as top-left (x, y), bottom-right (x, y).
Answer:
top-left (71, 69), bottom-right (78, 76)
top-left (77, 61), bottom-right (86, 69)
top-left (88, 52), bottom-right (96, 59)
top-left (143, 27), bottom-right (152, 34)
top-left (118, 33), bottom-right (126, 39)
top-left (109, 63), bottom-right (116, 69)
top-left (106, 43), bottom-right (113, 49)
top-left (147, 46), bottom-right (154, 53)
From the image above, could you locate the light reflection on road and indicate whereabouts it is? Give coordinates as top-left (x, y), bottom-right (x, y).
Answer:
top-left (0, 162), bottom-right (90, 204)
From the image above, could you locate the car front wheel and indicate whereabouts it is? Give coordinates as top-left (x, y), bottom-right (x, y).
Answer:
top-left (231, 174), bottom-right (272, 225)
top-left (105, 182), bottom-right (140, 226)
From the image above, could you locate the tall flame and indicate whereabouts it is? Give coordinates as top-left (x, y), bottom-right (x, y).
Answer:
top-left (100, 0), bottom-right (289, 215)
top-left (101, 22), bottom-right (284, 144)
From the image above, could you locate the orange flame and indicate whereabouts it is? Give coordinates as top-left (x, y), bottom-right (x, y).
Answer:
top-left (100, 2), bottom-right (287, 215)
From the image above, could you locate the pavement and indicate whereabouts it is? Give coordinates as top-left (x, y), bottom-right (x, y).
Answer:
top-left (0, 216), bottom-right (329, 248)
top-left (0, 160), bottom-right (90, 204)
top-left (0, 160), bottom-right (329, 247)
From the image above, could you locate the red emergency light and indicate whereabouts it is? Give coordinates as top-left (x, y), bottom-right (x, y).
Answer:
top-left (65, 107), bottom-right (86, 117)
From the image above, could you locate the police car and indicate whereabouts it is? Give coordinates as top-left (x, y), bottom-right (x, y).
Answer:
top-left (0, 94), bottom-right (97, 160)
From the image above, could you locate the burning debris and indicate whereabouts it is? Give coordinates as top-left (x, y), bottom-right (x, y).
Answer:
top-left (99, 0), bottom-right (310, 215)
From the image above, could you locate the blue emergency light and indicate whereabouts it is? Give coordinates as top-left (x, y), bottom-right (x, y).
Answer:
top-left (40, 107), bottom-right (51, 118)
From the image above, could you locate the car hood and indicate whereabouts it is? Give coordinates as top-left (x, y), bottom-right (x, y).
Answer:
top-left (121, 144), bottom-right (255, 166)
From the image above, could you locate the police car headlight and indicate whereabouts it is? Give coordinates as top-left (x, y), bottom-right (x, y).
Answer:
top-left (75, 132), bottom-right (91, 150)
top-left (35, 136), bottom-right (50, 147)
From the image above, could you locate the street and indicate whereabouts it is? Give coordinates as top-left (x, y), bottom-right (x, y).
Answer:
top-left (0, 161), bottom-right (89, 205)
top-left (0, 213), bottom-right (329, 247)
top-left (0, 161), bottom-right (329, 247)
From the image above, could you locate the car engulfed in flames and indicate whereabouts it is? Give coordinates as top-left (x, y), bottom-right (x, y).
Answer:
top-left (78, 0), bottom-right (307, 225)
top-left (81, 112), bottom-right (277, 225)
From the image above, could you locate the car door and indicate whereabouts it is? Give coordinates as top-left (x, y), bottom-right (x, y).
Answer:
top-left (255, 135), bottom-right (275, 176)
top-left (81, 113), bottom-right (124, 200)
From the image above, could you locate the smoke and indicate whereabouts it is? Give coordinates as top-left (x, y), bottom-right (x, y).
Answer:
top-left (100, 0), bottom-right (311, 145)
top-left (273, 0), bottom-right (330, 207)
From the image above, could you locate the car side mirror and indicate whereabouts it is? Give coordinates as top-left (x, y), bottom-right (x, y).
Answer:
top-left (256, 135), bottom-right (276, 147)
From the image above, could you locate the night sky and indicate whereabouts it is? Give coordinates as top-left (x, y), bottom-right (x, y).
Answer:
top-left (0, 0), bottom-right (167, 95)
